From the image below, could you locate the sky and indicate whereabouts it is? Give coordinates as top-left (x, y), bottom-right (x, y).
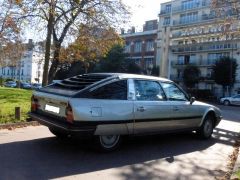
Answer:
top-left (26, 0), bottom-right (170, 40)
top-left (122, 0), bottom-right (170, 31)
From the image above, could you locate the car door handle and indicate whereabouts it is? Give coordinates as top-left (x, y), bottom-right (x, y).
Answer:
top-left (173, 107), bottom-right (179, 111)
top-left (137, 107), bottom-right (145, 112)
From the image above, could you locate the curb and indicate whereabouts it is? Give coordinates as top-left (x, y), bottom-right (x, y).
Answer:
top-left (0, 121), bottom-right (40, 130)
top-left (231, 152), bottom-right (240, 180)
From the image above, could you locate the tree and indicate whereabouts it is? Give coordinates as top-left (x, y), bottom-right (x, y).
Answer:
top-left (19, 0), bottom-right (130, 85)
top-left (213, 56), bottom-right (238, 97)
top-left (95, 44), bottom-right (126, 72)
top-left (94, 44), bottom-right (143, 74)
top-left (183, 65), bottom-right (200, 89)
top-left (0, 0), bottom-right (24, 67)
top-left (59, 25), bottom-right (123, 73)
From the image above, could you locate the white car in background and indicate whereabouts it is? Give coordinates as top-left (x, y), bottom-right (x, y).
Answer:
top-left (220, 94), bottom-right (240, 106)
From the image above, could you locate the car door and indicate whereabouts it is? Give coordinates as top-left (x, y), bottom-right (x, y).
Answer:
top-left (71, 79), bottom-right (134, 135)
top-left (133, 79), bottom-right (173, 134)
top-left (160, 82), bottom-right (204, 129)
top-left (231, 95), bottom-right (240, 105)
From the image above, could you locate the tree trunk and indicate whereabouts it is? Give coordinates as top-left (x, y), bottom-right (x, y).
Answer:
top-left (48, 42), bottom-right (61, 83)
top-left (42, 0), bottom-right (55, 86)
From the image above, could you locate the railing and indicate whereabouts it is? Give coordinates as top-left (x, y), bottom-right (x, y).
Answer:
top-left (171, 44), bottom-right (238, 53)
top-left (172, 15), bottom-right (216, 26)
top-left (170, 75), bottom-right (214, 82)
top-left (170, 75), bottom-right (183, 81)
top-left (171, 61), bottom-right (214, 67)
top-left (172, 0), bottom-right (210, 13)
top-left (172, 28), bottom-right (239, 39)
top-left (160, 10), bottom-right (171, 15)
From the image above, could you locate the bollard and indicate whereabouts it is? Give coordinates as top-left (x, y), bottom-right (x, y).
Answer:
top-left (15, 107), bottom-right (21, 120)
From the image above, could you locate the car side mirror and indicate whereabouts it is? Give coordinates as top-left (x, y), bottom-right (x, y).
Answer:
top-left (190, 97), bottom-right (196, 105)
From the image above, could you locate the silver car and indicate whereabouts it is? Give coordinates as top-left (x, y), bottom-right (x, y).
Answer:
top-left (29, 73), bottom-right (222, 151)
top-left (220, 94), bottom-right (240, 106)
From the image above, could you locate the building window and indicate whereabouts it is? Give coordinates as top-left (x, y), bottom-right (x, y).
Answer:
top-left (145, 58), bottom-right (153, 69)
top-left (180, 12), bottom-right (198, 24)
top-left (7, 69), bottom-right (9, 75)
top-left (163, 17), bottom-right (171, 25)
top-left (21, 69), bottom-right (24, 76)
top-left (178, 54), bottom-right (196, 64)
top-left (146, 41), bottom-right (154, 52)
top-left (207, 52), bottom-right (230, 65)
top-left (124, 42), bottom-right (131, 53)
top-left (182, 0), bottom-right (199, 10)
top-left (134, 41), bottom-right (142, 53)
top-left (135, 59), bottom-right (141, 65)
top-left (165, 4), bottom-right (171, 13)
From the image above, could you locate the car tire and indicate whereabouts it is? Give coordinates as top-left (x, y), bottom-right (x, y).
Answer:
top-left (224, 100), bottom-right (230, 106)
top-left (197, 115), bottom-right (214, 139)
top-left (49, 127), bottom-right (69, 138)
top-left (94, 135), bottom-right (121, 152)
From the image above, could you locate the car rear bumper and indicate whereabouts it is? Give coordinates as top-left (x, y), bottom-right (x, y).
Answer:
top-left (29, 112), bottom-right (96, 137)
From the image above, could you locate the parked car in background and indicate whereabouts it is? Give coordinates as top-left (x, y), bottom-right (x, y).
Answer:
top-left (220, 94), bottom-right (240, 106)
top-left (4, 81), bottom-right (17, 88)
top-left (31, 83), bottom-right (42, 90)
top-left (21, 82), bottom-right (31, 89)
top-left (29, 73), bottom-right (222, 151)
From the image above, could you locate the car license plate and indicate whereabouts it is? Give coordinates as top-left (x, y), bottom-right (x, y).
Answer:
top-left (45, 104), bottom-right (60, 114)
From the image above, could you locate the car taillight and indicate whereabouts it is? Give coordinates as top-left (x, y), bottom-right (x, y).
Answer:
top-left (31, 95), bottom-right (40, 112)
top-left (66, 103), bottom-right (74, 123)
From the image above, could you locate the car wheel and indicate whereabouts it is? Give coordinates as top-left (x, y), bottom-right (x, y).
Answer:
top-left (49, 127), bottom-right (69, 138)
top-left (95, 135), bottom-right (121, 152)
top-left (197, 115), bottom-right (214, 139)
top-left (224, 100), bottom-right (230, 106)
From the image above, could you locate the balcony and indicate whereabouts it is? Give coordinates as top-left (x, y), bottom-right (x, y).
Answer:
top-left (172, 15), bottom-right (216, 26)
top-left (171, 61), bottom-right (214, 68)
top-left (170, 75), bottom-right (183, 81)
top-left (171, 43), bottom-right (237, 53)
top-left (172, 0), bottom-right (210, 13)
top-left (172, 27), bottom-right (239, 39)
top-left (160, 10), bottom-right (171, 15)
top-left (170, 75), bottom-right (214, 82)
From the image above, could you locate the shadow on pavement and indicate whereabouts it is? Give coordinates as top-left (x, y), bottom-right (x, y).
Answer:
top-left (0, 127), bottom-right (239, 180)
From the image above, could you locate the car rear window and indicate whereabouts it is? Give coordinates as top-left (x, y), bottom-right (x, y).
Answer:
top-left (81, 80), bottom-right (128, 100)
top-left (38, 74), bottom-right (111, 97)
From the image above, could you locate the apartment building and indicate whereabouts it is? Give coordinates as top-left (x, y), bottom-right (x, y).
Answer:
top-left (121, 20), bottom-right (158, 72)
top-left (0, 39), bottom-right (45, 83)
top-left (158, 0), bottom-right (240, 96)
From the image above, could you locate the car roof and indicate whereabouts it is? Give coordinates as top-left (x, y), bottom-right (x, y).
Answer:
top-left (87, 73), bottom-right (172, 82)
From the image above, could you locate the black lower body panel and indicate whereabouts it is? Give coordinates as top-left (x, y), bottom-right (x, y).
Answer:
top-left (29, 112), bottom-right (96, 137)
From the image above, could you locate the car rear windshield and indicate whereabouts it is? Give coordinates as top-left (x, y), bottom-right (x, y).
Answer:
top-left (37, 74), bottom-right (112, 97)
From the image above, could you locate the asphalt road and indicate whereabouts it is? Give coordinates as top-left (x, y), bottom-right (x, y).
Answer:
top-left (0, 105), bottom-right (240, 180)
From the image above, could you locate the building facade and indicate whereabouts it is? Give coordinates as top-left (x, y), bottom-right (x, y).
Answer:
top-left (158, 0), bottom-right (240, 97)
top-left (121, 20), bottom-right (158, 73)
top-left (0, 39), bottom-right (45, 83)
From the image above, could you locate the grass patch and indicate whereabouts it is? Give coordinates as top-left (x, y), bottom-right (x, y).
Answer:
top-left (0, 87), bottom-right (32, 124)
top-left (234, 169), bottom-right (240, 179)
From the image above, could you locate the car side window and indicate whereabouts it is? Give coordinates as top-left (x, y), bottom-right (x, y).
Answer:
top-left (233, 95), bottom-right (240, 98)
top-left (160, 82), bottom-right (188, 101)
top-left (134, 80), bottom-right (166, 101)
top-left (87, 80), bottom-right (127, 100)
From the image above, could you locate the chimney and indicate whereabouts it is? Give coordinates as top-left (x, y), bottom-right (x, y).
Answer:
top-left (28, 39), bottom-right (34, 50)
top-left (121, 28), bottom-right (125, 35)
top-left (131, 26), bottom-right (135, 33)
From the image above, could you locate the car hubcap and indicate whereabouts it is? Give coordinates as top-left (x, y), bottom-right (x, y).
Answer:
top-left (204, 119), bottom-right (213, 136)
top-left (224, 101), bottom-right (229, 105)
top-left (99, 135), bottom-right (120, 149)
